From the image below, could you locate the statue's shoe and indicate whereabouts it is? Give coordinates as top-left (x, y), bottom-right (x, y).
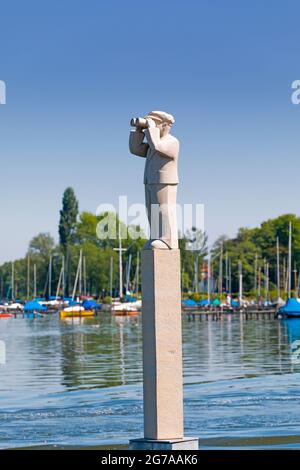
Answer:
top-left (143, 239), bottom-right (171, 250)
top-left (150, 239), bottom-right (170, 250)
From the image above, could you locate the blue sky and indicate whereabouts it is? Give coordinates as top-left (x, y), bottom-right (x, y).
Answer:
top-left (0, 0), bottom-right (300, 263)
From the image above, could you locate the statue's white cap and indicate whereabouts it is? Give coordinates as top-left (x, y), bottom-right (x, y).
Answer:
top-left (145, 111), bottom-right (175, 125)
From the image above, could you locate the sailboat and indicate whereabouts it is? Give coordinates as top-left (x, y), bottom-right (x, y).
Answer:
top-left (60, 251), bottom-right (94, 319)
top-left (278, 222), bottom-right (300, 317)
top-left (110, 224), bottom-right (141, 316)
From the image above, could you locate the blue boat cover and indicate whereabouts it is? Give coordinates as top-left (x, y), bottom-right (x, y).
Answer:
top-left (82, 299), bottom-right (101, 309)
top-left (125, 295), bottom-right (137, 302)
top-left (182, 299), bottom-right (197, 306)
top-left (279, 298), bottom-right (300, 315)
top-left (24, 300), bottom-right (46, 311)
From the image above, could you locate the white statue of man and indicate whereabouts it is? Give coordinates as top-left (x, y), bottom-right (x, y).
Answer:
top-left (129, 111), bottom-right (179, 249)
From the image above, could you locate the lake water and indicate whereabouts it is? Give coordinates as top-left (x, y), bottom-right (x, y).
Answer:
top-left (0, 313), bottom-right (300, 449)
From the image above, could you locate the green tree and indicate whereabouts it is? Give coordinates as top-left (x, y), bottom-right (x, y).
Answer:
top-left (29, 232), bottom-right (55, 261)
top-left (72, 211), bottom-right (145, 297)
top-left (179, 228), bottom-right (208, 294)
top-left (58, 188), bottom-right (79, 295)
top-left (59, 187), bottom-right (79, 248)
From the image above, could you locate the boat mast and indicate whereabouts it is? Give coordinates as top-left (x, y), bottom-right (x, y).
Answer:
top-left (207, 251), bottom-right (211, 303)
top-left (225, 251), bottom-right (228, 292)
top-left (297, 268), bottom-right (300, 299)
top-left (33, 263), bottom-right (37, 299)
top-left (194, 253), bottom-right (199, 294)
top-left (293, 263), bottom-right (297, 298)
top-left (218, 242), bottom-right (223, 294)
top-left (125, 253), bottom-right (132, 294)
top-left (264, 260), bottom-right (269, 303)
top-left (71, 251), bottom-right (82, 300)
top-left (228, 257), bottom-right (231, 297)
top-left (61, 255), bottom-right (65, 297)
top-left (27, 254), bottom-right (30, 299)
top-left (288, 221), bottom-right (292, 298)
top-left (83, 255), bottom-right (86, 296)
top-left (113, 223), bottom-right (126, 299)
top-left (109, 256), bottom-right (113, 302)
top-left (276, 237), bottom-right (280, 301)
top-left (135, 251), bottom-right (140, 296)
top-left (283, 257), bottom-right (287, 294)
top-left (258, 265), bottom-right (261, 305)
top-left (0, 276), bottom-right (3, 300)
top-left (238, 261), bottom-right (243, 305)
top-left (78, 249), bottom-right (82, 297)
top-left (11, 261), bottom-right (14, 301)
top-left (254, 253), bottom-right (258, 300)
top-left (55, 257), bottom-right (65, 299)
top-left (264, 259), bottom-right (266, 302)
top-left (48, 254), bottom-right (52, 299)
top-left (119, 225), bottom-right (123, 299)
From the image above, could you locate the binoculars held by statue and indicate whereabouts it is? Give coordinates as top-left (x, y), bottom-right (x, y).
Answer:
top-left (130, 117), bottom-right (149, 129)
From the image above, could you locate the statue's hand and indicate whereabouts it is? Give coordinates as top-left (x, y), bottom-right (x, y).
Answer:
top-left (146, 118), bottom-right (156, 128)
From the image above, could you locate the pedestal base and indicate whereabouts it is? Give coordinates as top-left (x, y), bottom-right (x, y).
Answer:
top-left (129, 437), bottom-right (199, 451)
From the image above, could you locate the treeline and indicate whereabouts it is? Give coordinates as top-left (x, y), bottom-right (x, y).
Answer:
top-left (0, 187), bottom-right (299, 301)
top-left (0, 188), bottom-right (143, 300)
top-left (209, 213), bottom-right (300, 300)
top-left (0, 188), bottom-right (200, 300)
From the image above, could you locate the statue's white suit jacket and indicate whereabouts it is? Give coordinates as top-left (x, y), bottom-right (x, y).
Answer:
top-left (129, 127), bottom-right (179, 184)
top-left (129, 127), bottom-right (179, 249)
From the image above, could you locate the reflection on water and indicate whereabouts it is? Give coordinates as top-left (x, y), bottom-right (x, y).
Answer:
top-left (0, 313), bottom-right (300, 449)
top-left (285, 319), bottom-right (300, 366)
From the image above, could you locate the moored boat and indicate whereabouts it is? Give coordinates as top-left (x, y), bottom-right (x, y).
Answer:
top-left (278, 298), bottom-right (300, 318)
top-left (60, 305), bottom-right (95, 318)
top-left (0, 313), bottom-right (13, 318)
top-left (111, 300), bottom-right (141, 316)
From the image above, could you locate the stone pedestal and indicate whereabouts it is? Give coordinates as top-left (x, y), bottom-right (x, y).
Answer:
top-left (129, 437), bottom-right (199, 451)
top-left (141, 249), bottom-right (183, 439)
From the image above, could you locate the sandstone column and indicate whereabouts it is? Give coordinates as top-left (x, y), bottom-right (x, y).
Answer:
top-left (129, 249), bottom-right (198, 450)
top-left (142, 249), bottom-right (183, 439)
